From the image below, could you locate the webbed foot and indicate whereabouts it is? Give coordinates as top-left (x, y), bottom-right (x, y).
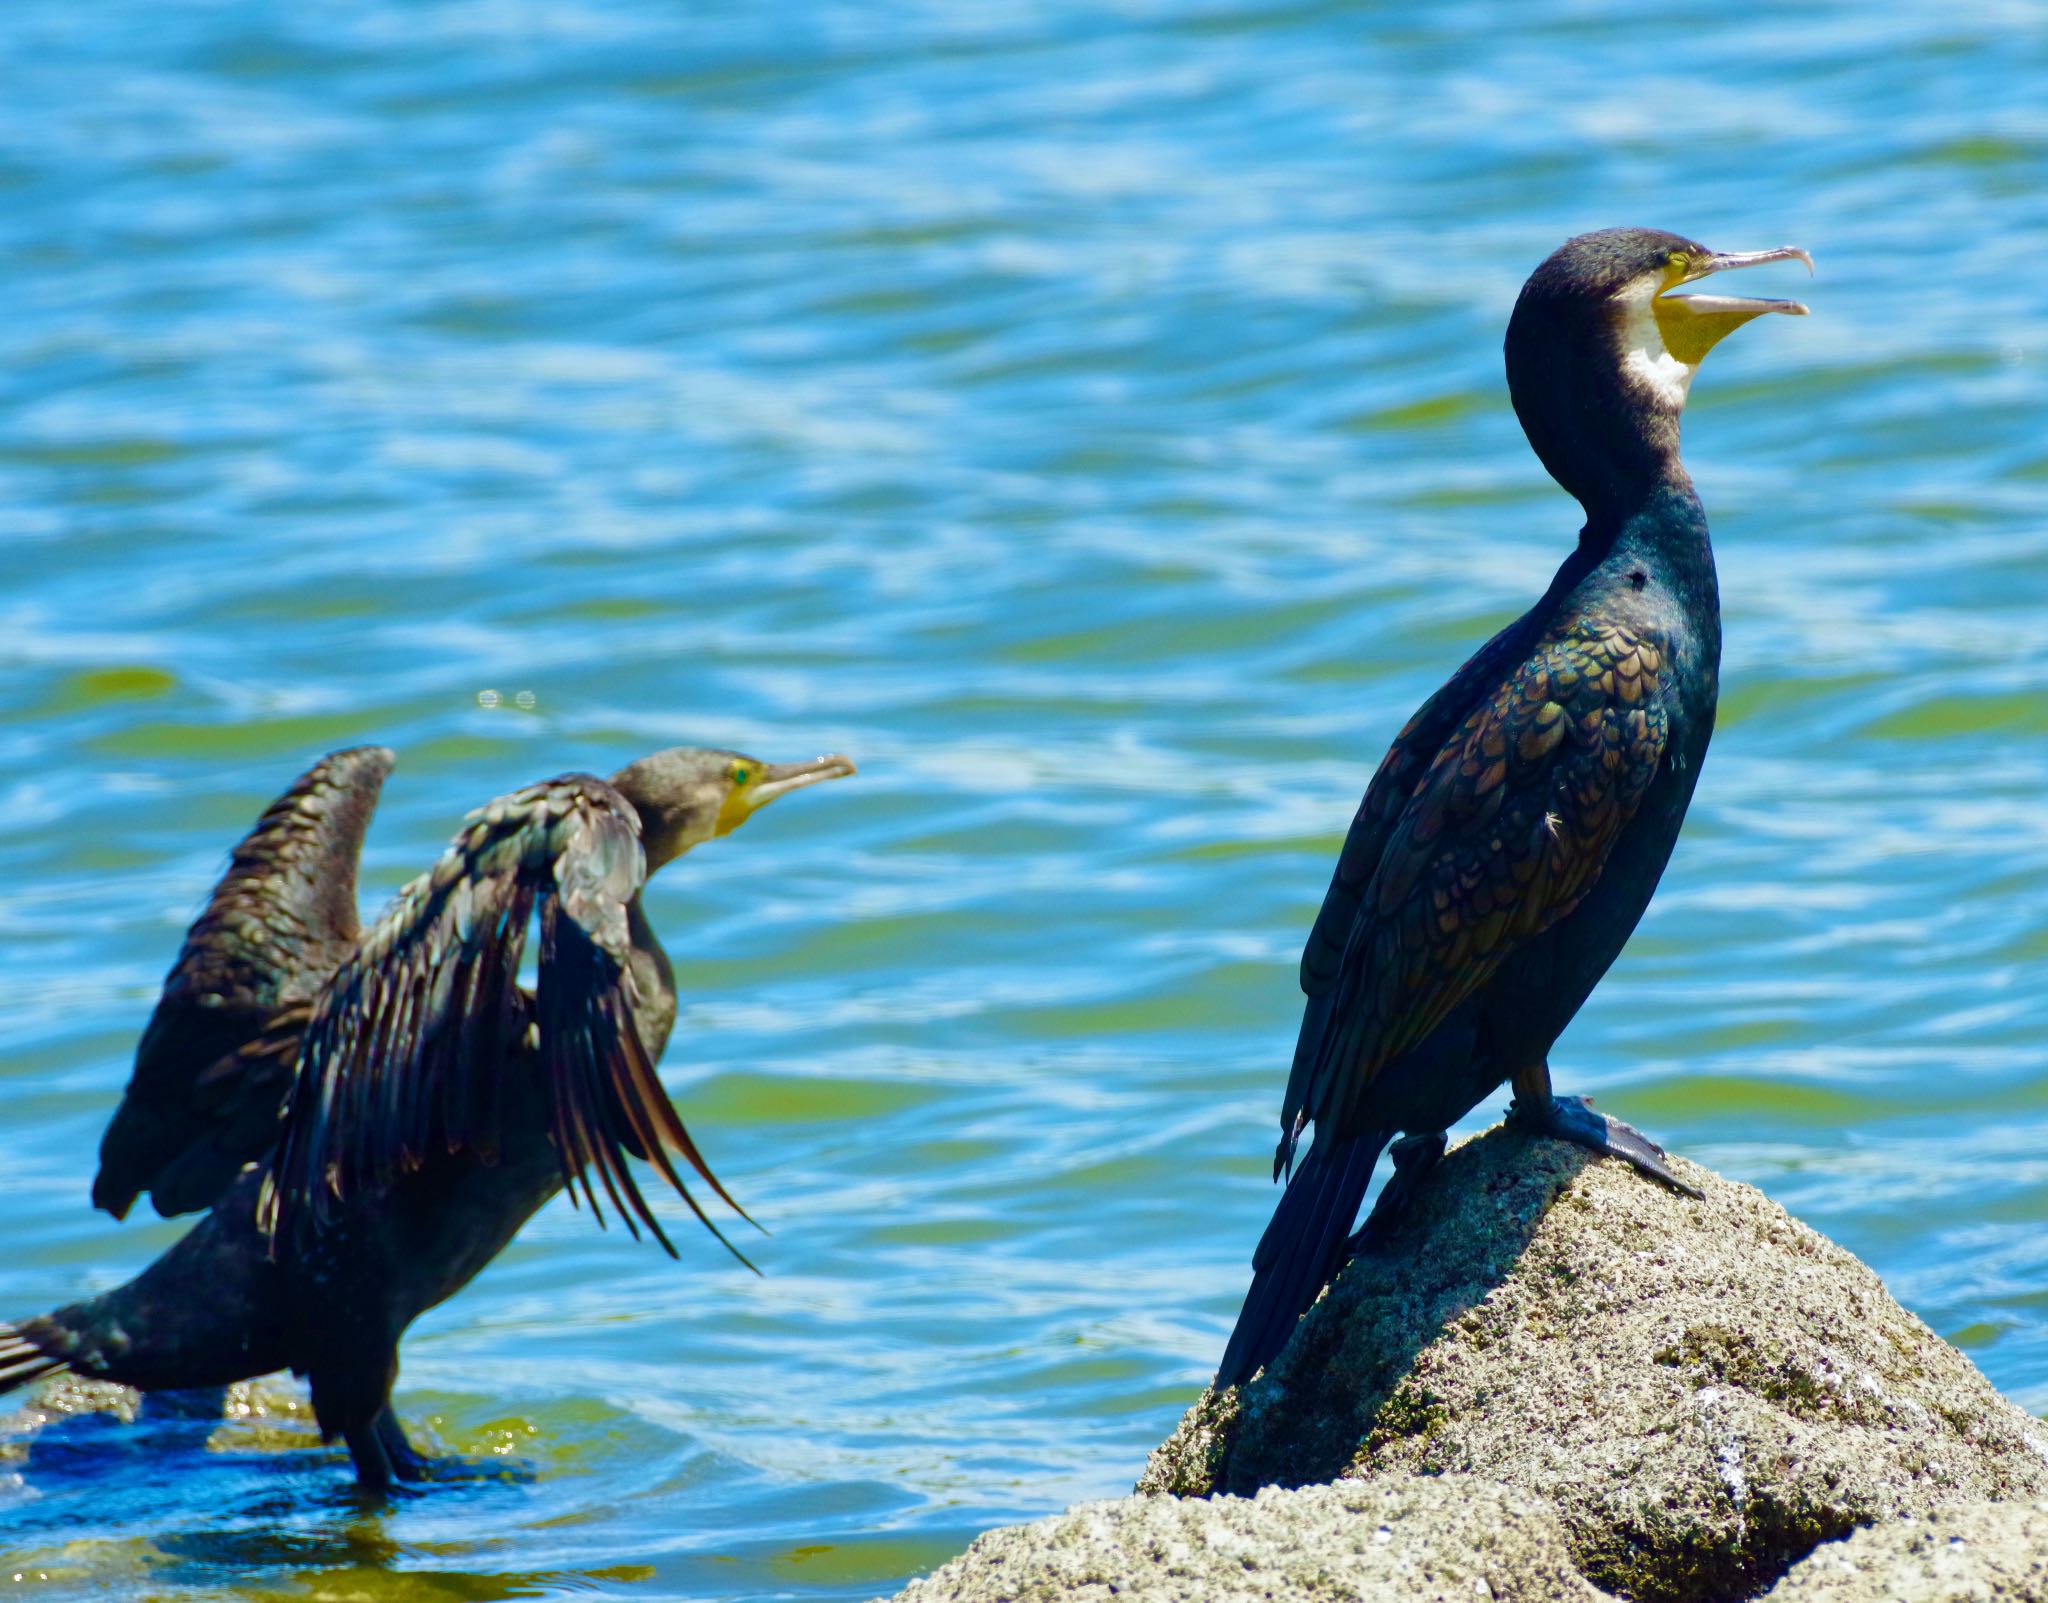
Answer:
top-left (371, 1408), bottom-right (531, 1484)
top-left (1511, 1092), bottom-right (1702, 1198)
top-left (1347, 1130), bottom-right (1448, 1252)
top-left (375, 1407), bottom-right (431, 1483)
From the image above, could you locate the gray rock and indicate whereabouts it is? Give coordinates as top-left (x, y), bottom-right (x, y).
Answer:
top-left (1763, 1499), bottom-right (2048, 1602)
top-left (881, 1474), bottom-right (1611, 1603)
top-left (1140, 1123), bottom-right (2048, 1603)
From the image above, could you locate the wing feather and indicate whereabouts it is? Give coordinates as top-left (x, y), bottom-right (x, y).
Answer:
top-left (1288, 618), bottom-right (1673, 1146)
top-left (262, 773), bottom-right (747, 1263)
top-left (1276, 625), bottom-right (1535, 1176)
top-left (93, 746), bottom-right (394, 1220)
top-left (537, 893), bottom-right (757, 1267)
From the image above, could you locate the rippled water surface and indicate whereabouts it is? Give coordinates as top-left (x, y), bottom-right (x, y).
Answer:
top-left (3, 1), bottom-right (2047, 1597)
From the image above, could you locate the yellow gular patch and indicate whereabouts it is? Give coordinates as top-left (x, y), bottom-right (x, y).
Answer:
top-left (714, 786), bottom-right (755, 836)
top-left (1614, 274), bottom-right (1694, 410)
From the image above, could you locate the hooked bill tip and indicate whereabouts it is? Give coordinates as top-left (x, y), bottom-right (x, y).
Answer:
top-left (1711, 245), bottom-right (1814, 277)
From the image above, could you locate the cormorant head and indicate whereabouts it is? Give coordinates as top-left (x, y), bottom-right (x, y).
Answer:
top-left (610, 747), bottom-right (857, 870)
top-left (1505, 227), bottom-right (1810, 522)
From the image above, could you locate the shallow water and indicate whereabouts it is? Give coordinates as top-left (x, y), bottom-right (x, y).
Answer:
top-left (2, 1), bottom-right (2046, 1597)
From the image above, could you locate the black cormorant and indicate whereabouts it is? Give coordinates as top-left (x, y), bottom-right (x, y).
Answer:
top-left (0, 743), bottom-right (855, 1487)
top-left (1217, 227), bottom-right (1811, 1388)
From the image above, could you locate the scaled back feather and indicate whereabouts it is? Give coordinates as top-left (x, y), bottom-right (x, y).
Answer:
top-left (1278, 614), bottom-right (1672, 1171)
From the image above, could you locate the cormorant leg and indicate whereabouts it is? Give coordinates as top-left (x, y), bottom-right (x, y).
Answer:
top-left (1508, 1060), bottom-right (1702, 1198)
top-left (1349, 1131), bottom-right (1449, 1251)
top-left (342, 1417), bottom-right (397, 1492)
top-left (374, 1406), bottom-right (432, 1483)
top-left (311, 1350), bottom-right (410, 1493)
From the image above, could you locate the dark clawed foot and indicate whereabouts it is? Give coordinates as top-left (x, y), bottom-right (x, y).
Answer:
top-left (367, 1409), bottom-right (528, 1484)
top-left (1347, 1130), bottom-right (1449, 1254)
top-left (342, 1408), bottom-right (437, 1493)
top-left (358, 1454), bottom-right (524, 1488)
top-left (1512, 1094), bottom-right (1703, 1199)
top-left (373, 1407), bottom-right (430, 1483)
top-left (384, 1438), bottom-right (532, 1485)
top-left (410, 1454), bottom-right (534, 1485)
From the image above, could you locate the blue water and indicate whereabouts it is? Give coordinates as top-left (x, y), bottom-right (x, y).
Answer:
top-left (2, 1), bottom-right (2046, 1598)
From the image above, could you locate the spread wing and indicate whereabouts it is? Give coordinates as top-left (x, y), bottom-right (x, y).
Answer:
top-left (93, 746), bottom-right (395, 1220)
top-left (1281, 619), bottom-right (1672, 1160)
top-left (260, 774), bottom-right (747, 1263)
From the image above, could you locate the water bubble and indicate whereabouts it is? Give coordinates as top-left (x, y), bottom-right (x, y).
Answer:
top-left (477, 689), bottom-right (501, 708)
top-left (515, 690), bottom-right (537, 709)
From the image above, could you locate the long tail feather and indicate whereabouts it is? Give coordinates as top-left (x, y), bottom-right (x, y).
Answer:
top-left (1216, 1131), bottom-right (1387, 1388)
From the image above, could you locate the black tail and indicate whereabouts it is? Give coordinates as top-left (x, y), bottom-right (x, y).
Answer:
top-left (0, 1322), bottom-right (70, 1397)
top-left (1216, 1131), bottom-right (1387, 1388)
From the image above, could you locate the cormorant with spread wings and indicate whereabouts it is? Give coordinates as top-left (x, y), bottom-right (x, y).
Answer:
top-left (1, 743), bottom-right (854, 1487)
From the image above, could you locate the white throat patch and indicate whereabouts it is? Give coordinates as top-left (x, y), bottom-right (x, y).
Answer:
top-left (1613, 276), bottom-right (1694, 412)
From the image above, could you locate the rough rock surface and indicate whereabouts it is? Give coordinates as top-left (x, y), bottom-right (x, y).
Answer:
top-left (1140, 1123), bottom-right (2048, 1603)
top-left (882, 1475), bottom-right (1611, 1603)
top-left (1763, 1499), bottom-right (2048, 1602)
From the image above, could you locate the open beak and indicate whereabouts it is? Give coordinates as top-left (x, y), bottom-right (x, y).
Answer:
top-left (749, 753), bottom-right (858, 808)
top-left (1655, 245), bottom-right (1813, 365)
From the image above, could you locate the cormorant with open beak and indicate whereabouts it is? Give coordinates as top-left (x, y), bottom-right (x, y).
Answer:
top-left (1217, 228), bottom-right (1811, 1387)
top-left (0, 744), bottom-right (855, 1487)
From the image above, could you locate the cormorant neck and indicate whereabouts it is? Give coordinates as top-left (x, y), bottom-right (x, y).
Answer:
top-left (1505, 296), bottom-right (1690, 531)
top-left (1592, 477), bottom-right (1720, 639)
top-left (1532, 474), bottom-right (1715, 638)
top-left (1575, 461), bottom-right (1697, 553)
top-left (624, 899), bottom-right (678, 1064)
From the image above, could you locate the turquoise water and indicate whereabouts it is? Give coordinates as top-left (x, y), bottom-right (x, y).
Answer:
top-left (2, 1), bottom-right (2046, 1597)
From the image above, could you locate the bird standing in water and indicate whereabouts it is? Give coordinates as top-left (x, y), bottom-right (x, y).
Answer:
top-left (0, 743), bottom-right (855, 1487)
top-left (1217, 228), bottom-right (1811, 1388)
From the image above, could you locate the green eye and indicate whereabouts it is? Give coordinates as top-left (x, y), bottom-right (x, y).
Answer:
top-left (731, 766), bottom-right (750, 785)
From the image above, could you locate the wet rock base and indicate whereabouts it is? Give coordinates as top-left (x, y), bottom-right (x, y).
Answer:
top-left (888, 1123), bottom-right (2048, 1603)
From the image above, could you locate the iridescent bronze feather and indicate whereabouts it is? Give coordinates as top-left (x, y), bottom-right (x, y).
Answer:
top-left (1287, 616), bottom-right (1672, 1148)
top-left (1275, 618), bottom-right (1671, 1177)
